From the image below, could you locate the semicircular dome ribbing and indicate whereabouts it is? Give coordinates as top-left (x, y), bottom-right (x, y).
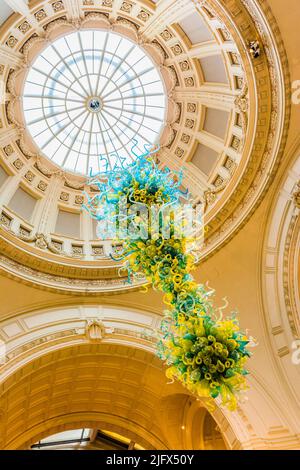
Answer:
top-left (22, 30), bottom-right (167, 175)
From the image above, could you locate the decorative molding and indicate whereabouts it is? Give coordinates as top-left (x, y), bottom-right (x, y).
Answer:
top-left (0, 252), bottom-right (145, 294)
top-left (18, 232), bottom-right (65, 255)
top-left (293, 181), bottom-right (300, 208)
top-left (234, 84), bottom-right (249, 132)
top-left (86, 319), bottom-right (114, 341)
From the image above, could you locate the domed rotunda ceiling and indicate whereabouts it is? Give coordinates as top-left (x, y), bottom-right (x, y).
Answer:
top-left (0, 0), bottom-right (290, 294)
top-left (23, 29), bottom-right (167, 175)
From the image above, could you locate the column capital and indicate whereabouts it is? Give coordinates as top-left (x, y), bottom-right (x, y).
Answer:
top-left (63, 0), bottom-right (83, 21)
top-left (0, 126), bottom-right (20, 147)
top-left (0, 44), bottom-right (24, 69)
top-left (3, 0), bottom-right (29, 17)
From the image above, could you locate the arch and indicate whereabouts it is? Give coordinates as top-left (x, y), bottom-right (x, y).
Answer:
top-left (1, 303), bottom-right (299, 449)
top-left (8, 415), bottom-right (165, 451)
top-left (261, 146), bottom-right (300, 420)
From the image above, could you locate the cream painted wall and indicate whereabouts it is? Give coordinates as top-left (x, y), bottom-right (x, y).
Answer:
top-left (268, 0), bottom-right (300, 149)
top-left (0, 272), bottom-right (165, 318)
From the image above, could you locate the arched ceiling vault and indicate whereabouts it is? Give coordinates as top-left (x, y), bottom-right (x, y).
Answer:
top-left (0, 342), bottom-right (231, 450)
top-left (0, 343), bottom-right (172, 449)
top-left (1, 303), bottom-right (299, 449)
top-left (0, 0), bottom-right (290, 293)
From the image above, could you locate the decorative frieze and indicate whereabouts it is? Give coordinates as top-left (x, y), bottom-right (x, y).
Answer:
top-left (175, 103), bottom-right (182, 123)
top-left (166, 129), bottom-right (177, 149)
top-left (0, 0), bottom-right (290, 287)
top-left (16, 139), bottom-right (36, 159)
top-left (116, 16), bottom-right (140, 31)
top-left (151, 39), bottom-right (168, 59)
top-left (168, 65), bottom-right (179, 86)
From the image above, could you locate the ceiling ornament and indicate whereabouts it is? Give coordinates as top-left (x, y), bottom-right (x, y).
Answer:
top-left (86, 319), bottom-right (114, 342)
top-left (18, 232), bottom-right (67, 256)
top-left (17, 136), bottom-right (38, 159)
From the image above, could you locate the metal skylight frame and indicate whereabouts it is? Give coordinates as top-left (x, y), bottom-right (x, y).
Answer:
top-left (22, 30), bottom-right (167, 176)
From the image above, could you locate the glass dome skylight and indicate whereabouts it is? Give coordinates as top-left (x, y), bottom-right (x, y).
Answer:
top-left (22, 30), bottom-right (167, 176)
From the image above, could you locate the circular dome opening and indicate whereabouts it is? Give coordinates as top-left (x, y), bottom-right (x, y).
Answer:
top-left (87, 97), bottom-right (103, 113)
top-left (22, 30), bottom-right (167, 176)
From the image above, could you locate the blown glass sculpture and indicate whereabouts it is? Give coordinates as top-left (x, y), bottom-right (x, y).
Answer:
top-left (83, 143), bottom-right (252, 410)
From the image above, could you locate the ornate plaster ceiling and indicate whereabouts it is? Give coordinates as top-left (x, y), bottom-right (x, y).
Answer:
top-left (0, 0), bottom-right (290, 293)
